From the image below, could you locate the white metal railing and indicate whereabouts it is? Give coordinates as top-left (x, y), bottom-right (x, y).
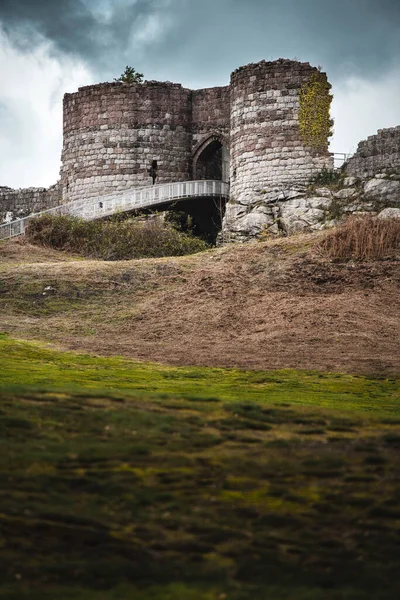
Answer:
top-left (333, 152), bottom-right (353, 169)
top-left (0, 180), bottom-right (230, 241)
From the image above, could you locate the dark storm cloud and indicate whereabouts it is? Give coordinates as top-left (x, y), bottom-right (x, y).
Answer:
top-left (0, 0), bottom-right (399, 82)
top-left (0, 0), bottom-right (168, 70)
top-left (161, 0), bottom-right (400, 83)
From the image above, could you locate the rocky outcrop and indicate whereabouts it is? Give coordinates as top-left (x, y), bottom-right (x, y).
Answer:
top-left (363, 176), bottom-right (400, 201)
top-left (221, 124), bottom-right (400, 242)
top-left (378, 207), bottom-right (400, 219)
top-left (222, 189), bottom-right (331, 241)
top-left (220, 171), bottom-right (400, 242)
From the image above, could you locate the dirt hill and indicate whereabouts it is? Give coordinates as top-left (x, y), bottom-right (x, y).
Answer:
top-left (0, 232), bottom-right (399, 375)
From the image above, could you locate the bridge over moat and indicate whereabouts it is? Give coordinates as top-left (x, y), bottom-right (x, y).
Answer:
top-left (0, 180), bottom-right (230, 240)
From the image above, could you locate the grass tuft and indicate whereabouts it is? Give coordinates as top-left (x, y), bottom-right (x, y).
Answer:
top-left (317, 215), bottom-right (400, 261)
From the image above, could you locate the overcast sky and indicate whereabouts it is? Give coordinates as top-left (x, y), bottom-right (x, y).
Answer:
top-left (1, 0), bottom-right (399, 188)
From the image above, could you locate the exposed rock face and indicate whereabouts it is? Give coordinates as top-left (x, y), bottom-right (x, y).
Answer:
top-left (334, 188), bottom-right (358, 200)
top-left (222, 191), bottom-right (332, 241)
top-left (363, 178), bottom-right (400, 202)
top-left (221, 172), bottom-right (400, 242)
top-left (278, 197), bottom-right (331, 235)
top-left (222, 124), bottom-right (400, 241)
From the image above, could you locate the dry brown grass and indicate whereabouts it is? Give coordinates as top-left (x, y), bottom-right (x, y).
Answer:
top-left (1, 230), bottom-right (400, 375)
top-left (318, 215), bottom-right (400, 261)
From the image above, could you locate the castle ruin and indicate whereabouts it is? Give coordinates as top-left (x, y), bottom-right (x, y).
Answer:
top-left (1, 58), bottom-right (400, 240)
top-left (61, 59), bottom-right (332, 239)
top-left (61, 59), bottom-right (331, 200)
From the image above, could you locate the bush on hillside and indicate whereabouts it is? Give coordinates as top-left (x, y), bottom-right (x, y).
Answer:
top-left (317, 215), bottom-right (400, 261)
top-left (25, 214), bottom-right (208, 260)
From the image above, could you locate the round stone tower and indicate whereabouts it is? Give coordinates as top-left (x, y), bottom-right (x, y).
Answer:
top-left (223, 59), bottom-right (333, 239)
top-left (61, 81), bottom-right (192, 202)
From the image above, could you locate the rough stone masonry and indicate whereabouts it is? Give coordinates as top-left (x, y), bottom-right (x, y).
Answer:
top-left (61, 81), bottom-right (230, 202)
top-left (0, 184), bottom-right (61, 223)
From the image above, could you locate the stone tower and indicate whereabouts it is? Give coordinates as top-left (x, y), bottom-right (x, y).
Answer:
top-left (223, 59), bottom-right (333, 240)
top-left (61, 82), bottom-right (193, 203)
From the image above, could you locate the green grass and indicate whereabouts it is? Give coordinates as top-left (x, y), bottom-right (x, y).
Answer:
top-left (0, 336), bottom-right (400, 599)
top-left (0, 335), bottom-right (399, 417)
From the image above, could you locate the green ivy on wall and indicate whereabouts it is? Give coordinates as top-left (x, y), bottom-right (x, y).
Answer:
top-left (299, 71), bottom-right (334, 153)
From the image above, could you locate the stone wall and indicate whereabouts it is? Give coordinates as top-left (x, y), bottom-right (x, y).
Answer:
top-left (191, 86), bottom-right (230, 148)
top-left (222, 60), bottom-right (333, 240)
top-left (0, 183), bottom-right (62, 223)
top-left (61, 82), bottom-right (232, 203)
top-left (345, 126), bottom-right (400, 178)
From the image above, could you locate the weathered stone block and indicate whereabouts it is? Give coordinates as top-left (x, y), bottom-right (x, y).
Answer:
top-left (378, 207), bottom-right (400, 219)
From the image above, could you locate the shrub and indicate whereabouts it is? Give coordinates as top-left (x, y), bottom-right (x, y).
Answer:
top-left (309, 167), bottom-right (342, 187)
top-left (317, 215), bottom-right (400, 261)
top-left (25, 215), bottom-right (208, 260)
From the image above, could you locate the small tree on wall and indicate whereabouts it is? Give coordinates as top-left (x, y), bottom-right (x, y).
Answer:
top-left (114, 66), bottom-right (144, 84)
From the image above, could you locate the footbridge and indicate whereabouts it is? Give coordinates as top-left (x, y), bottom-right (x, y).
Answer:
top-left (0, 180), bottom-right (230, 240)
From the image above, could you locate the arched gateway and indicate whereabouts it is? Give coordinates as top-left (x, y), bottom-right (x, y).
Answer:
top-left (192, 133), bottom-right (230, 183)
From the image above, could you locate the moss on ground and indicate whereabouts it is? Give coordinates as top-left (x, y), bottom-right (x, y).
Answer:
top-left (1, 336), bottom-right (399, 416)
top-left (0, 336), bottom-right (399, 599)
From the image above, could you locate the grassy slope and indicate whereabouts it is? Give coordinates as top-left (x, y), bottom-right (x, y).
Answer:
top-left (1, 234), bottom-right (399, 374)
top-left (1, 335), bottom-right (400, 599)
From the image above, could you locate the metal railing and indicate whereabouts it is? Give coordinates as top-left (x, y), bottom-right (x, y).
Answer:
top-left (333, 152), bottom-right (353, 169)
top-left (0, 180), bottom-right (230, 241)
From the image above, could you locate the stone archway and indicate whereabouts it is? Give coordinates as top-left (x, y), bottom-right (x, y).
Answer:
top-left (192, 133), bottom-right (230, 182)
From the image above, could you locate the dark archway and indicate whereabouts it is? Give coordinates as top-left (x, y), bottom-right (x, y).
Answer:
top-left (165, 196), bottom-right (226, 245)
top-left (192, 134), bottom-right (230, 182)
